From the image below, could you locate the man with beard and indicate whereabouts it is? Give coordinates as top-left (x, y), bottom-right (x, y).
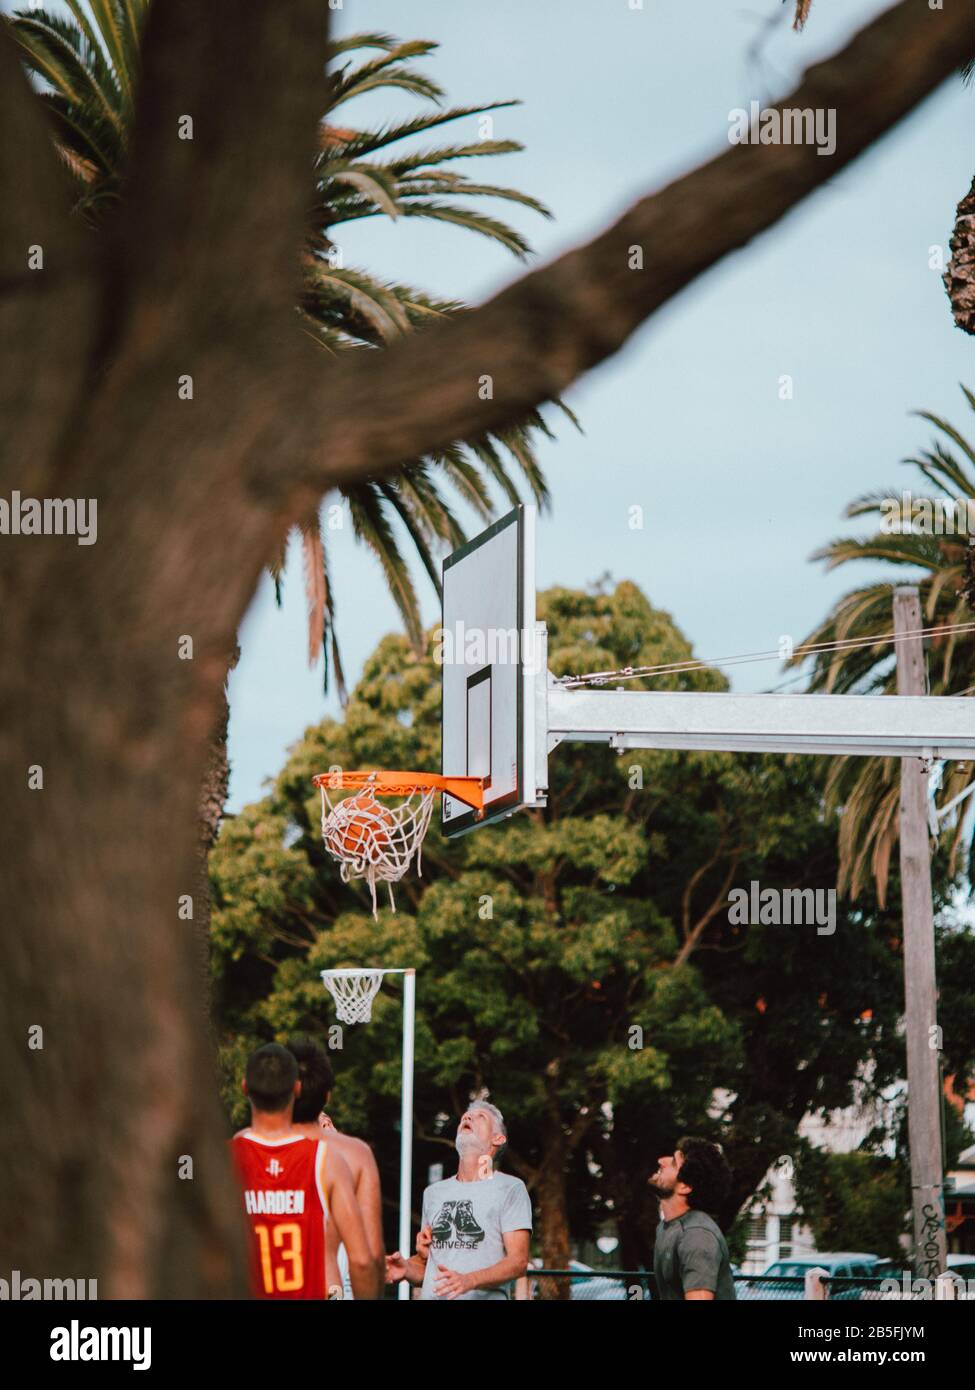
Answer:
top-left (649, 1138), bottom-right (737, 1301)
top-left (386, 1101), bottom-right (532, 1301)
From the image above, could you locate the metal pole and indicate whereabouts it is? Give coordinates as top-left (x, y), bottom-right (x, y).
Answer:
top-left (893, 586), bottom-right (947, 1280)
top-left (397, 968), bottom-right (416, 1301)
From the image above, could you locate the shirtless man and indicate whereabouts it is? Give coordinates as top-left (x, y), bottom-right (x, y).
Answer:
top-left (287, 1038), bottom-right (384, 1298)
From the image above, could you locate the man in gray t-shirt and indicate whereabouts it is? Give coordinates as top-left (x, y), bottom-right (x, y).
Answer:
top-left (649, 1138), bottom-right (737, 1301)
top-left (386, 1101), bottom-right (532, 1300)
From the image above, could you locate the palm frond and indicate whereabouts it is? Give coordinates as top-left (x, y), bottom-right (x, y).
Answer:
top-left (14, 10), bottom-right (124, 134)
top-left (378, 138), bottom-right (526, 176)
top-left (347, 486), bottom-right (425, 651)
top-left (914, 409), bottom-right (975, 480)
top-left (329, 103), bottom-right (520, 162)
top-left (396, 172), bottom-right (551, 220)
top-left (328, 32), bottom-right (403, 59)
top-left (80, 0), bottom-right (142, 106)
top-left (329, 38), bottom-right (444, 108)
top-left (793, 1), bottom-right (813, 33)
top-left (325, 164), bottom-right (404, 220)
top-left (299, 515), bottom-right (327, 670)
top-left (377, 481), bottom-right (444, 599)
top-left (400, 200), bottom-right (536, 259)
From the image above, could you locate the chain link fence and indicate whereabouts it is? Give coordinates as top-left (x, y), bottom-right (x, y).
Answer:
top-left (523, 1269), bottom-right (965, 1300)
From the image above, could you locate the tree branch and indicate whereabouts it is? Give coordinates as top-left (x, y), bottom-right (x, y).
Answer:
top-left (674, 851), bottom-right (743, 969)
top-left (271, 0), bottom-right (975, 500)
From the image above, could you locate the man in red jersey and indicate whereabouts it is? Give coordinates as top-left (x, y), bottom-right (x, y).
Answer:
top-left (230, 1043), bottom-right (381, 1300)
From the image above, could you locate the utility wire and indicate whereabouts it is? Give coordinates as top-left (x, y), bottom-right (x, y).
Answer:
top-left (555, 621), bottom-right (975, 688)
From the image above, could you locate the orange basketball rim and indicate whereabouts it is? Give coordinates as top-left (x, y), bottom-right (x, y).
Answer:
top-left (312, 770), bottom-right (485, 916)
top-left (311, 770), bottom-right (485, 809)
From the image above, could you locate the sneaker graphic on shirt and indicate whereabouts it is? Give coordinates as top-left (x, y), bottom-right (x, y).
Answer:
top-left (452, 1200), bottom-right (485, 1249)
top-left (430, 1201), bottom-right (457, 1243)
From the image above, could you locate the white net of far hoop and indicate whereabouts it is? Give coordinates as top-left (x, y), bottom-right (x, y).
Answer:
top-left (318, 778), bottom-right (436, 916)
top-left (320, 968), bottom-right (386, 1025)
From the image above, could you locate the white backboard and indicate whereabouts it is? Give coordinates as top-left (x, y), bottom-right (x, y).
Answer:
top-left (441, 505), bottom-right (538, 837)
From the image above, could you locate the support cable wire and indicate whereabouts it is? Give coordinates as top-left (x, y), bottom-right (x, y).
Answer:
top-left (554, 621), bottom-right (975, 688)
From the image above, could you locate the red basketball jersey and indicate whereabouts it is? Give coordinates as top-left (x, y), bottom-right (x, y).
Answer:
top-left (230, 1132), bottom-right (329, 1299)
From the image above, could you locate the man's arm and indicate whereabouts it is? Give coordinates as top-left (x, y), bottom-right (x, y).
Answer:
top-left (433, 1229), bottom-right (530, 1300)
top-left (385, 1224), bottom-right (430, 1288)
top-left (322, 1146), bottom-right (382, 1300)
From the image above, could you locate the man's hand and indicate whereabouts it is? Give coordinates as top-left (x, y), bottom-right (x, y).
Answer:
top-left (416, 1224), bottom-right (432, 1260)
top-left (385, 1251), bottom-right (409, 1284)
top-left (434, 1263), bottom-right (474, 1300)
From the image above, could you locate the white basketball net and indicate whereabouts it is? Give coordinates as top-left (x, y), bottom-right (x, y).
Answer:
top-left (319, 779), bottom-right (436, 916)
top-left (320, 968), bottom-right (386, 1025)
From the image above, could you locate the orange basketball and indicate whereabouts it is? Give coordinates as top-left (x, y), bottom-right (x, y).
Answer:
top-left (338, 790), bottom-right (395, 860)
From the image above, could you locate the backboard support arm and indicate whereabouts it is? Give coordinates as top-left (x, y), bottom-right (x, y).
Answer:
top-left (540, 643), bottom-right (975, 763)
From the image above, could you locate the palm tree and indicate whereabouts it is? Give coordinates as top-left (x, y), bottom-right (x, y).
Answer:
top-left (789, 389), bottom-right (975, 902)
top-left (12, 3), bottom-right (565, 981)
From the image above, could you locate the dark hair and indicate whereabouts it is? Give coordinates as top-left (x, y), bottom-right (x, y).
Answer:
top-left (288, 1038), bottom-right (335, 1123)
top-left (245, 1044), bottom-right (298, 1114)
top-left (676, 1137), bottom-right (732, 1215)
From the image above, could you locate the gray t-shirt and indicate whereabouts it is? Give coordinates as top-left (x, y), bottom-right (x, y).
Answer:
top-left (653, 1209), bottom-right (737, 1300)
top-left (419, 1171), bottom-right (532, 1301)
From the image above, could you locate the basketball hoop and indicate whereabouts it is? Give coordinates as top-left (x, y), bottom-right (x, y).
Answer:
top-left (312, 771), bottom-right (484, 916)
top-left (320, 967), bottom-right (387, 1025)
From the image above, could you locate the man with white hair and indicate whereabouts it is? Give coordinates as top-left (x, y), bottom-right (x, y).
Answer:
top-left (386, 1101), bottom-right (532, 1301)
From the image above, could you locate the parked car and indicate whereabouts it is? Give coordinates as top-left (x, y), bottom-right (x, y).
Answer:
top-left (564, 1260), bottom-right (631, 1301)
top-left (735, 1253), bottom-right (882, 1301)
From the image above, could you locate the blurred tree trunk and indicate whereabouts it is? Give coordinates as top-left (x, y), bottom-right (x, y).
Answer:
top-left (597, 1123), bottom-right (657, 1274)
top-left (2, 0), bottom-right (973, 1297)
top-left (534, 1128), bottom-right (572, 1301)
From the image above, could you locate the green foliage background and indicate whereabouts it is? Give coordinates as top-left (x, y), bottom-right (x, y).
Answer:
top-left (211, 581), bottom-right (974, 1265)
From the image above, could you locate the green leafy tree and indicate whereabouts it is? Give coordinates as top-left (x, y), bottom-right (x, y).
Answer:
top-left (794, 1150), bottom-right (906, 1261)
top-left (211, 580), bottom-right (965, 1274)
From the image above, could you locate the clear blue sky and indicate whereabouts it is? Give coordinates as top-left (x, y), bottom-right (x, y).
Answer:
top-left (219, 0), bottom-right (972, 810)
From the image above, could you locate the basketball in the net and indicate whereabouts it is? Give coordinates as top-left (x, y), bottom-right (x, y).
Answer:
top-left (336, 790), bottom-right (395, 861)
